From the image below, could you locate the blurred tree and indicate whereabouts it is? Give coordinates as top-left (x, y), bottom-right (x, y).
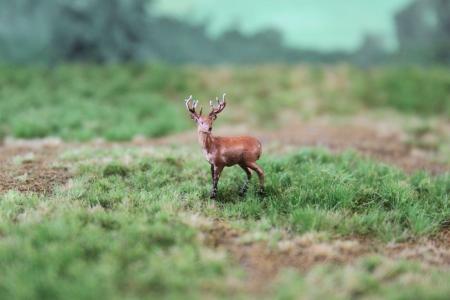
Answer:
top-left (51, 0), bottom-right (153, 63)
top-left (395, 0), bottom-right (450, 64)
top-left (353, 33), bottom-right (388, 67)
top-left (0, 0), bottom-right (54, 63)
top-left (434, 0), bottom-right (450, 63)
top-left (147, 17), bottom-right (219, 63)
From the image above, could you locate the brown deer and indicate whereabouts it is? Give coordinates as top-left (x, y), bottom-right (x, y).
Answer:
top-left (184, 93), bottom-right (264, 199)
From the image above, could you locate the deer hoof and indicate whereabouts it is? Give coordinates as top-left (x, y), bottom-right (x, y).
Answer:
top-left (239, 187), bottom-right (248, 197)
top-left (258, 187), bottom-right (266, 196)
top-left (210, 192), bottom-right (217, 199)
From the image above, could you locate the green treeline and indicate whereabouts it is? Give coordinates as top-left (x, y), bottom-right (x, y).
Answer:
top-left (0, 0), bottom-right (448, 65)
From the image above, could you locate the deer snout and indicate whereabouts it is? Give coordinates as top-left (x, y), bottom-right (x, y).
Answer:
top-left (197, 121), bottom-right (211, 133)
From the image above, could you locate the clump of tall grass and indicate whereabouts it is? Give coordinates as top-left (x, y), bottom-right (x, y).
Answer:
top-left (214, 149), bottom-right (450, 240)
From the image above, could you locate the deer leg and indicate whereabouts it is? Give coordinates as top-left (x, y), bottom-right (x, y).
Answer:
top-left (210, 164), bottom-right (216, 199)
top-left (247, 162), bottom-right (265, 195)
top-left (210, 165), bottom-right (224, 199)
top-left (239, 164), bottom-right (252, 196)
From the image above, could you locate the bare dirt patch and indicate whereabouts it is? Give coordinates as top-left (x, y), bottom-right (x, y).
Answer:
top-left (384, 229), bottom-right (450, 267)
top-left (200, 220), bottom-right (369, 292)
top-left (198, 219), bottom-right (450, 293)
top-left (0, 140), bottom-right (70, 194)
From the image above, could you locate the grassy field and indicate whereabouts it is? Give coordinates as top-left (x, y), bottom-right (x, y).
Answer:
top-left (0, 64), bottom-right (449, 299)
top-left (0, 65), bottom-right (449, 141)
top-left (0, 144), bottom-right (449, 299)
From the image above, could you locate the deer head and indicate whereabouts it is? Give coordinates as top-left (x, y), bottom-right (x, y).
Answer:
top-left (185, 94), bottom-right (227, 133)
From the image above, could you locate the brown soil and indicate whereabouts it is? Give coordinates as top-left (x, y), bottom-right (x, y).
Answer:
top-left (201, 220), bottom-right (370, 292)
top-left (200, 220), bottom-right (450, 293)
top-left (0, 142), bottom-right (70, 194)
top-left (384, 229), bottom-right (450, 267)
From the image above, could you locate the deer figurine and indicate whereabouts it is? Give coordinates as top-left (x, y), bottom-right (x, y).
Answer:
top-left (184, 93), bottom-right (264, 199)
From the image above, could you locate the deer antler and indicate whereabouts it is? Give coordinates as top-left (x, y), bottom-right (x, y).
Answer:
top-left (185, 95), bottom-right (202, 118)
top-left (209, 93), bottom-right (226, 117)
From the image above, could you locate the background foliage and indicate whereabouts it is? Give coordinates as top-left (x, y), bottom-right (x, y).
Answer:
top-left (0, 0), bottom-right (448, 65)
top-left (0, 65), bottom-right (448, 141)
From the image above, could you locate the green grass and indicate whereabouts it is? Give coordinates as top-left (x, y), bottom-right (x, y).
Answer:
top-left (0, 64), bottom-right (448, 141)
top-left (0, 146), bottom-right (449, 299)
top-left (356, 67), bottom-right (450, 117)
top-left (0, 65), bottom-right (190, 140)
top-left (0, 191), bottom-right (240, 300)
top-left (216, 149), bottom-right (449, 240)
top-left (65, 145), bottom-right (449, 241)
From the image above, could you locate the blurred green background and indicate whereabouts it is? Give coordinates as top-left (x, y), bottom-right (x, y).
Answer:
top-left (0, 0), bottom-right (449, 141)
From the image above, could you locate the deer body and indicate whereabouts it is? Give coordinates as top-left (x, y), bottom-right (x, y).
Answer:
top-left (185, 94), bottom-right (264, 199)
top-left (198, 133), bottom-right (261, 166)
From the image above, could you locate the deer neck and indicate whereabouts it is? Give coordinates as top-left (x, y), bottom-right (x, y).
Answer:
top-left (197, 131), bottom-right (214, 153)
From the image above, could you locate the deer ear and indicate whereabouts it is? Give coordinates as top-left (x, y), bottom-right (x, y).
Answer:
top-left (210, 114), bottom-right (217, 121)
